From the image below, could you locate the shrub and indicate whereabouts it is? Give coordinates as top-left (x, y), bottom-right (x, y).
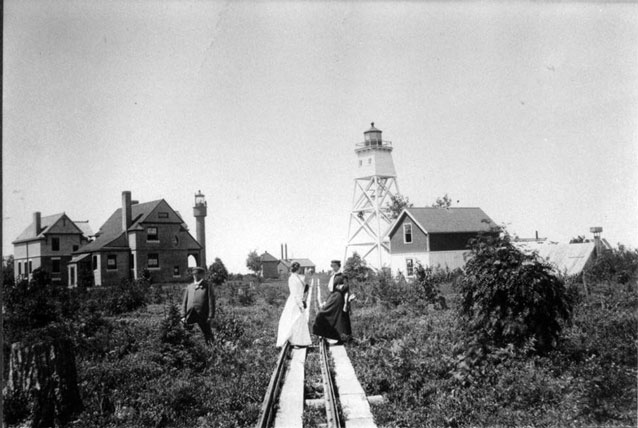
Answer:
top-left (208, 257), bottom-right (229, 286)
top-left (93, 278), bottom-right (150, 315)
top-left (413, 263), bottom-right (445, 307)
top-left (344, 252), bottom-right (375, 284)
top-left (586, 244), bottom-right (638, 285)
top-left (459, 232), bottom-right (572, 352)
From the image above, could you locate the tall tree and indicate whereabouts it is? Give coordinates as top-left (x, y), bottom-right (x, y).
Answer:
top-left (432, 193), bottom-right (453, 208)
top-left (387, 194), bottom-right (413, 219)
top-left (208, 257), bottom-right (229, 286)
top-left (246, 250), bottom-right (261, 277)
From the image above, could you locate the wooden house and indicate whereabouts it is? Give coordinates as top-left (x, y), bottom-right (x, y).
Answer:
top-left (387, 207), bottom-right (498, 276)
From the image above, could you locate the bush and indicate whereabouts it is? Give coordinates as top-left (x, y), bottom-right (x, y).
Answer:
top-left (3, 271), bottom-right (80, 343)
top-left (586, 244), bottom-right (638, 285)
top-left (90, 278), bottom-right (150, 315)
top-left (459, 232), bottom-right (572, 352)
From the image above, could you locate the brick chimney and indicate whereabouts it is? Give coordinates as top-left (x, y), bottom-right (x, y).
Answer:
top-left (122, 191), bottom-right (132, 232)
top-left (33, 212), bottom-right (41, 235)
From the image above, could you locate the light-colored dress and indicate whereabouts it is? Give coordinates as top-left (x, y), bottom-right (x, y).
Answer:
top-left (276, 273), bottom-right (312, 347)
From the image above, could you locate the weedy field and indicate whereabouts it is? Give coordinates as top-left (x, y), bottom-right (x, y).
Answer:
top-left (347, 280), bottom-right (637, 427)
top-left (3, 245), bottom-right (637, 428)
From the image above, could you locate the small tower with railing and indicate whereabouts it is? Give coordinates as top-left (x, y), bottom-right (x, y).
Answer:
top-left (344, 123), bottom-right (400, 269)
top-left (193, 190), bottom-right (207, 268)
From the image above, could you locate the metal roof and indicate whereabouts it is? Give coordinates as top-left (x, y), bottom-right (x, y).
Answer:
top-left (279, 258), bottom-right (315, 268)
top-left (514, 241), bottom-right (596, 276)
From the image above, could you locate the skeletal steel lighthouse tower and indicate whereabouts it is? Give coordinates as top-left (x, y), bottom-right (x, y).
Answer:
top-left (344, 123), bottom-right (400, 270)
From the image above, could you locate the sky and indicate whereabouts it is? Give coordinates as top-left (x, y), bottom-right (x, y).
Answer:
top-left (3, 1), bottom-right (638, 274)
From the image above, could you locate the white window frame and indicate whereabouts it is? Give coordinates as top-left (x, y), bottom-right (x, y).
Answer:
top-left (403, 223), bottom-right (413, 244)
top-left (406, 258), bottom-right (414, 276)
top-left (106, 254), bottom-right (117, 271)
top-left (148, 253), bottom-right (160, 269)
top-left (147, 227), bottom-right (159, 242)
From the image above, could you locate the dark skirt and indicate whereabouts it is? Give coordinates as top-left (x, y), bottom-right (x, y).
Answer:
top-left (312, 291), bottom-right (352, 341)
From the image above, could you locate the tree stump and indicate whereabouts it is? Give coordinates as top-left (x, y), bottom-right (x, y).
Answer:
top-left (6, 336), bottom-right (83, 427)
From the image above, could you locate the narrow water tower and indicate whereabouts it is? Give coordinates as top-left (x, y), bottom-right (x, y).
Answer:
top-left (193, 190), bottom-right (207, 268)
top-left (344, 123), bottom-right (400, 269)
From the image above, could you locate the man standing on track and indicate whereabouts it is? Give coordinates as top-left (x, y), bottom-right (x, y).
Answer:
top-left (182, 266), bottom-right (215, 345)
top-left (312, 260), bottom-right (352, 344)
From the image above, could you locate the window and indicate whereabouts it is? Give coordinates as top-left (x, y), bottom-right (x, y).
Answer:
top-left (403, 224), bottom-right (413, 244)
top-left (147, 227), bottom-right (159, 242)
top-left (52, 259), bottom-right (61, 274)
top-left (29, 261), bottom-right (33, 273)
top-left (52, 237), bottom-right (60, 251)
top-left (148, 253), bottom-right (159, 269)
top-left (368, 158), bottom-right (372, 165)
top-left (69, 266), bottom-right (76, 286)
top-left (406, 258), bottom-right (414, 276)
top-left (107, 255), bottom-right (117, 270)
top-left (173, 265), bottom-right (180, 277)
top-left (158, 212), bottom-right (169, 219)
top-left (73, 245), bottom-right (79, 251)
top-left (18, 261), bottom-right (22, 275)
top-left (359, 160), bottom-right (362, 167)
top-left (92, 255), bottom-right (98, 270)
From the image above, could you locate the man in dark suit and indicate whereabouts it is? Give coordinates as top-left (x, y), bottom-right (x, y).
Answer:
top-left (182, 266), bottom-right (215, 344)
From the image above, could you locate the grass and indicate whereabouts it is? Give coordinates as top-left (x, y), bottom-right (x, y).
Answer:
top-left (346, 280), bottom-right (638, 428)
top-left (5, 273), bottom-right (636, 427)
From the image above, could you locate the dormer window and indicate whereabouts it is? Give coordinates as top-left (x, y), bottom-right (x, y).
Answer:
top-left (147, 227), bottom-right (159, 242)
top-left (403, 224), bottom-right (413, 244)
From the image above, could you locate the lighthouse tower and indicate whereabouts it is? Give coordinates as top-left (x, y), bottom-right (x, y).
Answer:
top-left (344, 123), bottom-right (400, 270)
top-left (193, 190), bottom-right (207, 268)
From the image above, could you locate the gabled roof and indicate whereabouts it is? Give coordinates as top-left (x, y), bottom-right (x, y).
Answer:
top-left (260, 251), bottom-right (279, 262)
top-left (388, 207), bottom-right (498, 237)
top-left (13, 213), bottom-right (87, 244)
top-left (77, 199), bottom-right (199, 253)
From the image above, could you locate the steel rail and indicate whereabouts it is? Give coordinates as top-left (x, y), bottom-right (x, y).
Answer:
top-left (319, 338), bottom-right (342, 428)
top-left (256, 340), bottom-right (291, 428)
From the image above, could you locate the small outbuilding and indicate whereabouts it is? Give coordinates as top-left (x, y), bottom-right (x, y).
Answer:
top-left (260, 251), bottom-right (280, 279)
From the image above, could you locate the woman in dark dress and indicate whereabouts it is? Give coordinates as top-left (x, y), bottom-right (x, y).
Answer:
top-left (313, 260), bottom-right (352, 343)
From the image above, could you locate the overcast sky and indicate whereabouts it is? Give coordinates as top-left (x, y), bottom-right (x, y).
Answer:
top-left (3, 1), bottom-right (638, 273)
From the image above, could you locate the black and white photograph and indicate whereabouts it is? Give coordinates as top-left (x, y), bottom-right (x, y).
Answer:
top-left (2, 1), bottom-right (637, 427)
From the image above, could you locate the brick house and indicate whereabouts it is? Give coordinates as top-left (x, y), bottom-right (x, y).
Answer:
top-left (387, 207), bottom-right (498, 276)
top-left (12, 212), bottom-right (92, 284)
top-left (69, 191), bottom-right (203, 286)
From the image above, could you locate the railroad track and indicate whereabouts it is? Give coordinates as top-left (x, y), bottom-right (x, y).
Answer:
top-left (256, 277), bottom-right (376, 428)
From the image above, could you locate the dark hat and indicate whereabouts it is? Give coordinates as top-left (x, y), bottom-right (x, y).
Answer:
top-left (330, 260), bottom-right (341, 266)
top-left (191, 266), bottom-right (205, 273)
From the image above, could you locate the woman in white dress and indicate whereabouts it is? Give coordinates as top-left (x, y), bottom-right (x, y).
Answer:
top-left (276, 262), bottom-right (312, 348)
